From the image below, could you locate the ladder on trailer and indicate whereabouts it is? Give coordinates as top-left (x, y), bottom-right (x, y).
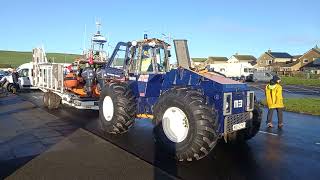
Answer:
top-left (32, 48), bottom-right (64, 93)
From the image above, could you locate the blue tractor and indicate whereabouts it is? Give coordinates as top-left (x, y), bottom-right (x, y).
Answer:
top-left (98, 39), bottom-right (262, 161)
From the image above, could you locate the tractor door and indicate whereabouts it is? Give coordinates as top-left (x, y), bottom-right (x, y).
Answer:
top-left (104, 42), bottom-right (130, 79)
top-left (134, 45), bottom-right (168, 98)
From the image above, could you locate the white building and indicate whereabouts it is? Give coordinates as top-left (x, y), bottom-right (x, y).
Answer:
top-left (228, 54), bottom-right (257, 64)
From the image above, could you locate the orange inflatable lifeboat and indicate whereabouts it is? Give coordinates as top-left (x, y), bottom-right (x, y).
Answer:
top-left (64, 73), bottom-right (78, 88)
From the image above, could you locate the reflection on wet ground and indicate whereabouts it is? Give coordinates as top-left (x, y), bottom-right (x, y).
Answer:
top-left (1, 89), bottom-right (320, 180)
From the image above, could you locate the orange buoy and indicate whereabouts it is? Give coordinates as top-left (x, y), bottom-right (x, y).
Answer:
top-left (64, 73), bottom-right (78, 88)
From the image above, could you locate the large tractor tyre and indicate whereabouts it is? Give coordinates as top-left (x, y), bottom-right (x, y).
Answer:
top-left (229, 103), bottom-right (262, 143)
top-left (153, 88), bottom-right (218, 162)
top-left (99, 82), bottom-right (136, 134)
top-left (47, 92), bottom-right (61, 110)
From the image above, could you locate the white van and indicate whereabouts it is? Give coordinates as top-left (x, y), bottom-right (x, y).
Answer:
top-left (207, 62), bottom-right (255, 79)
top-left (1, 62), bottom-right (37, 89)
top-left (3, 62), bottom-right (71, 90)
top-left (16, 62), bottom-right (36, 89)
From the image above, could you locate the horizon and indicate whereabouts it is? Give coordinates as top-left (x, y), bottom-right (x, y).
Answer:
top-left (0, 0), bottom-right (319, 59)
top-left (0, 46), bottom-right (314, 59)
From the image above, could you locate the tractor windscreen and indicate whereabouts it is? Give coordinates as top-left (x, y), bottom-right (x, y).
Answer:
top-left (140, 45), bottom-right (168, 73)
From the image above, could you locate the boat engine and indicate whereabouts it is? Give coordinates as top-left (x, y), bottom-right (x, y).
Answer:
top-left (96, 68), bottom-right (107, 91)
top-left (81, 67), bottom-right (96, 96)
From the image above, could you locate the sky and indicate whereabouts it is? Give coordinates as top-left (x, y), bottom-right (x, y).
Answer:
top-left (0, 0), bottom-right (319, 59)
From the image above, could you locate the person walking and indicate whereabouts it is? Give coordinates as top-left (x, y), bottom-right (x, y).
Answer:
top-left (11, 69), bottom-right (19, 94)
top-left (265, 75), bottom-right (284, 128)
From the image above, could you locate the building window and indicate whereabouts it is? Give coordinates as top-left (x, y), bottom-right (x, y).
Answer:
top-left (303, 59), bottom-right (308, 63)
top-left (268, 60), bottom-right (272, 65)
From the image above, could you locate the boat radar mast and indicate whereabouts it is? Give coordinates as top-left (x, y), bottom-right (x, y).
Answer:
top-left (91, 22), bottom-right (107, 50)
top-left (81, 21), bottom-right (108, 64)
top-left (91, 21), bottom-right (107, 52)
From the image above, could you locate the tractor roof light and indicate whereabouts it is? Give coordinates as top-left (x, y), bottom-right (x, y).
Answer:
top-left (131, 41), bottom-right (137, 47)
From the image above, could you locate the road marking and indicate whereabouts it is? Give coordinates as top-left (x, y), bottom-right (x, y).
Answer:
top-left (259, 131), bottom-right (278, 136)
top-left (286, 85), bottom-right (320, 93)
top-left (250, 85), bottom-right (264, 92)
top-left (282, 89), bottom-right (292, 93)
top-left (316, 142), bottom-right (320, 145)
top-left (255, 86), bottom-right (264, 92)
top-left (32, 96), bottom-right (39, 99)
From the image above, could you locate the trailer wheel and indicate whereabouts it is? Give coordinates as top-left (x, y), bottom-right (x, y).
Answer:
top-left (47, 92), bottom-right (61, 110)
top-left (229, 102), bottom-right (262, 143)
top-left (99, 82), bottom-right (136, 134)
top-left (43, 92), bottom-right (50, 107)
top-left (6, 83), bottom-right (13, 92)
top-left (153, 88), bottom-right (218, 162)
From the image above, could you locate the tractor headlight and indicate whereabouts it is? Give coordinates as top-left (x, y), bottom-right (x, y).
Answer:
top-left (223, 93), bottom-right (232, 115)
top-left (246, 91), bottom-right (255, 111)
top-left (148, 41), bottom-right (156, 47)
top-left (225, 101), bottom-right (229, 110)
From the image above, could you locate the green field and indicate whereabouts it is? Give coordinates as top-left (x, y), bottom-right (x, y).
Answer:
top-left (281, 76), bottom-right (320, 87)
top-left (0, 50), bottom-right (80, 68)
top-left (192, 58), bottom-right (207, 62)
top-left (262, 98), bottom-right (320, 116)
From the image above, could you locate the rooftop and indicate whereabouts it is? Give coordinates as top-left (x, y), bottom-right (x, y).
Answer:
top-left (312, 47), bottom-right (320, 54)
top-left (281, 60), bottom-right (300, 67)
top-left (302, 58), bottom-right (320, 68)
top-left (207, 56), bottom-right (228, 62)
top-left (267, 52), bottom-right (293, 59)
top-left (233, 55), bottom-right (257, 61)
top-left (292, 55), bottom-right (302, 59)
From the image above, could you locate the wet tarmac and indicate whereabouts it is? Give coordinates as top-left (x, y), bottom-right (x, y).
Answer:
top-left (13, 90), bottom-right (320, 180)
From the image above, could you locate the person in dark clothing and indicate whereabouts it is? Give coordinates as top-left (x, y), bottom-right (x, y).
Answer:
top-left (12, 71), bottom-right (18, 83)
top-left (11, 70), bottom-right (19, 94)
top-left (265, 75), bottom-right (284, 128)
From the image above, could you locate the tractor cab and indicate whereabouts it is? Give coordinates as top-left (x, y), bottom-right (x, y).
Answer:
top-left (105, 39), bottom-right (171, 79)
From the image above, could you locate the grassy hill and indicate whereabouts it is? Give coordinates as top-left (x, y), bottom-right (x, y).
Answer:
top-left (0, 50), bottom-right (80, 68)
top-left (191, 58), bottom-right (207, 62)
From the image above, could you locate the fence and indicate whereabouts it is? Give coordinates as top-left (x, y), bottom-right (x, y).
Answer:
top-left (280, 71), bottom-right (320, 79)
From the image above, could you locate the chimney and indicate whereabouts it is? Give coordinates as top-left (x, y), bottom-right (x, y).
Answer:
top-left (235, 52), bottom-right (238, 55)
top-left (268, 48), bottom-right (272, 53)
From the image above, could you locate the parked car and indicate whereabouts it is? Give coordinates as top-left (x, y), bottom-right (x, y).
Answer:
top-left (0, 70), bottom-right (9, 79)
top-left (252, 71), bottom-right (274, 82)
top-left (245, 74), bottom-right (254, 82)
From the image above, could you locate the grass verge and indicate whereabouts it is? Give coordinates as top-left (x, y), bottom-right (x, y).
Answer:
top-left (0, 50), bottom-right (80, 68)
top-left (281, 76), bottom-right (320, 87)
top-left (261, 98), bottom-right (320, 116)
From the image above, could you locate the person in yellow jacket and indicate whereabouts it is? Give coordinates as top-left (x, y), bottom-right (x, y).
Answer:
top-left (141, 50), bottom-right (153, 72)
top-left (265, 75), bottom-right (284, 128)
